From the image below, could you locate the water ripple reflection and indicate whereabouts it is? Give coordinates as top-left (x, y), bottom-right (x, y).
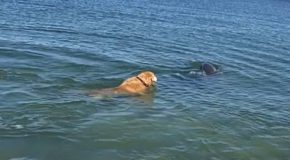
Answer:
top-left (0, 0), bottom-right (290, 159)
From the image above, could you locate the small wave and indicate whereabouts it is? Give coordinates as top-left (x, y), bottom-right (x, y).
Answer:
top-left (0, 47), bottom-right (46, 60)
top-left (10, 157), bottom-right (38, 160)
top-left (2, 91), bottom-right (37, 100)
top-left (0, 69), bottom-right (8, 79)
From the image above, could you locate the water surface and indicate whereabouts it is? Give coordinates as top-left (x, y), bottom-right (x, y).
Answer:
top-left (0, 0), bottom-right (290, 159)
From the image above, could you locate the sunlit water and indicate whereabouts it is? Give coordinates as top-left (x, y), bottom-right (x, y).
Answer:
top-left (0, 0), bottom-right (290, 159)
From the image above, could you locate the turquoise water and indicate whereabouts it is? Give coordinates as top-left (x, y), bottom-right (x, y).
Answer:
top-left (1, 0), bottom-right (290, 159)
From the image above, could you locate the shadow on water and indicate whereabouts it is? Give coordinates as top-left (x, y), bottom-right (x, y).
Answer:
top-left (148, 60), bottom-right (222, 78)
top-left (99, 92), bottom-right (156, 106)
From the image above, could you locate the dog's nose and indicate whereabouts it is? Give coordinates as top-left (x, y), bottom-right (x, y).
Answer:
top-left (152, 76), bottom-right (157, 82)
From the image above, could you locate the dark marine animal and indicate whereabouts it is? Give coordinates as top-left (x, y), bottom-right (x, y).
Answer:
top-left (200, 62), bottom-right (218, 75)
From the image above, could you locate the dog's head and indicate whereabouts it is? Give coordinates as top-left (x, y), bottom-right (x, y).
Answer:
top-left (137, 71), bottom-right (157, 87)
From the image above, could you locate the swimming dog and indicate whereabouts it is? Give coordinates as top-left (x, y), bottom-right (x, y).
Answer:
top-left (89, 71), bottom-right (157, 98)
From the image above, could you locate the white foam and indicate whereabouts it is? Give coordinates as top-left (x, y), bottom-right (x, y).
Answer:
top-left (13, 124), bottom-right (24, 129)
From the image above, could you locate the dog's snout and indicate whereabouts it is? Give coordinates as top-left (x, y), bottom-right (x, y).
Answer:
top-left (152, 76), bottom-right (157, 82)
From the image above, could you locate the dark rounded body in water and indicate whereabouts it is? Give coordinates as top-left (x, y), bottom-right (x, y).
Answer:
top-left (200, 62), bottom-right (218, 75)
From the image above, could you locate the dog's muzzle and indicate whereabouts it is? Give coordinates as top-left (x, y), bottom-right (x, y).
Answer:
top-left (152, 76), bottom-right (157, 83)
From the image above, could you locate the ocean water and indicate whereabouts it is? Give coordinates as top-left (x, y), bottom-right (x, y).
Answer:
top-left (0, 0), bottom-right (290, 159)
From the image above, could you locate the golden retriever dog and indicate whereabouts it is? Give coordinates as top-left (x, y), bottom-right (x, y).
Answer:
top-left (89, 71), bottom-right (157, 98)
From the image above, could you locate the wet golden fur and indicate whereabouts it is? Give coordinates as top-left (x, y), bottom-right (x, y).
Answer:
top-left (89, 71), bottom-right (157, 97)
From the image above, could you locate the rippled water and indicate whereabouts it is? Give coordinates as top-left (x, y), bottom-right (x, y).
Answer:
top-left (1, 0), bottom-right (290, 159)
